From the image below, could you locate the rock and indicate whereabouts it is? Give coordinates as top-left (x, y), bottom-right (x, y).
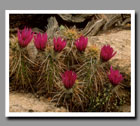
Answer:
top-left (26, 41), bottom-right (38, 62)
top-left (88, 29), bottom-right (131, 75)
top-left (82, 18), bottom-right (106, 36)
top-left (46, 16), bottom-right (59, 39)
top-left (58, 14), bottom-right (94, 23)
top-left (103, 14), bottom-right (122, 30)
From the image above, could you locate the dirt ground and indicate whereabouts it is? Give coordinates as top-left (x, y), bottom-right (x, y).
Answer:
top-left (10, 28), bottom-right (131, 112)
top-left (10, 92), bottom-right (67, 112)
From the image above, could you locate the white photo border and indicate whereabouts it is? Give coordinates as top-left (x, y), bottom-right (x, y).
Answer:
top-left (5, 10), bottom-right (135, 117)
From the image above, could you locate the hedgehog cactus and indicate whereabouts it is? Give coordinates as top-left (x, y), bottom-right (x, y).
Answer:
top-left (10, 28), bottom-right (35, 91)
top-left (9, 25), bottom-right (127, 112)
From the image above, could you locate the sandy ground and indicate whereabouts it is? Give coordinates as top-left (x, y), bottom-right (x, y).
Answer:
top-left (10, 92), bottom-right (67, 112)
top-left (10, 28), bottom-right (131, 112)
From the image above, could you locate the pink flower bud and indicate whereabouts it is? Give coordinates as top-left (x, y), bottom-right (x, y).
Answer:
top-left (62, 71), bottom-right (77, 89)
top-left (108, 66), bottom-right (123, 85)
top-left (75, 36), bottom-right (88, 52)
top-left (34, 33), bottom-right (47, 50)
top-left (53, 37), bottom-right (66, 52)
top-left (17, 27), bottom-right (33, 48)
top-left (100, 45), bottom-right (117, 62)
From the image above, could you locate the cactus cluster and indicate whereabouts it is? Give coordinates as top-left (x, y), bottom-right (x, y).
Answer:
top-left (9, 27), bottom-right (128, 112)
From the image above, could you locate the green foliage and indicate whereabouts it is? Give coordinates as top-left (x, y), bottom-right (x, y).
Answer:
top-left (86, 83), bottom-right (128, 112)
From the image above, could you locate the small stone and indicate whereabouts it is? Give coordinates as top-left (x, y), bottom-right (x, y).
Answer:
top-left (28, 109), bottom-right (34, 112)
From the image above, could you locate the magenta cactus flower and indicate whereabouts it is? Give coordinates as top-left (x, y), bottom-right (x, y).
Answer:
top-left (62, 71), bottom-right (77, 89)
top-left (108, 66), bottom-right (123, 85)
top-left (100, 45), bottom-right (117, 62)
top-left (34, 33), bottom-right (48, 50)
top-left (17, 27), bottom-right (34, 48)
top-left (53, 37), bottom-right (66, 52)
top-left (75, 36), bottom-right (88, 52)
